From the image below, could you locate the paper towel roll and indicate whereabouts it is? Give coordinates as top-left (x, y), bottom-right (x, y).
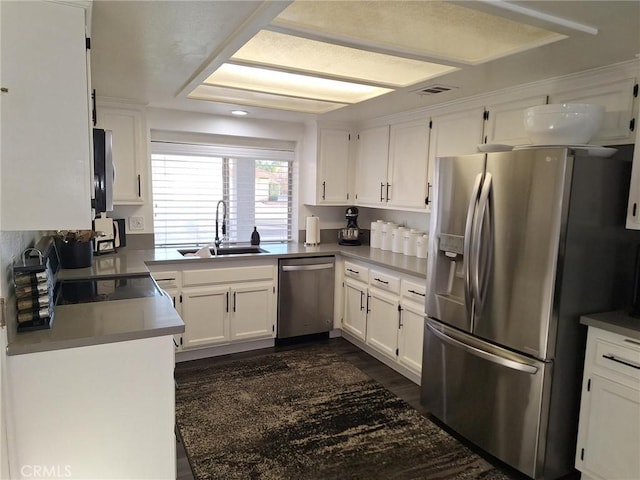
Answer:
top-left (305, 216), bottom-right (320, 245)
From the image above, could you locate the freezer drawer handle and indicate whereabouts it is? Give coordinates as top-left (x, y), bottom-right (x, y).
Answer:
top-left (602, 354), bottom-right (640, 370)
top-left (282, 264), bottom-right (334, 272)
top-left (426, 323), bottom-right (539, 374)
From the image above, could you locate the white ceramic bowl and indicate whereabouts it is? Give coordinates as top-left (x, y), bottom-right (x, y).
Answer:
top-left (524, 103), bottom-right (605, 145)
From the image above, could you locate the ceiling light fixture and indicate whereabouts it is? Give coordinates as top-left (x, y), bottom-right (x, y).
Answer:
top-left (231, 109), bottom-right (249, 116)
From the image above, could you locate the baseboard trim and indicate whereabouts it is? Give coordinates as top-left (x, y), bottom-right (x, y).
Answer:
top-left (175, 338), bottom-right (275, 363)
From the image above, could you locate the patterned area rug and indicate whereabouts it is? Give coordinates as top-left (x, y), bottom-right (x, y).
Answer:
top-left (175, 344), bottom-right (513, 480)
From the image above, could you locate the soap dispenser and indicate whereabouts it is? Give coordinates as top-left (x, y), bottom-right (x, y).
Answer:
top-left (250, 227), bottom-right (261, 245)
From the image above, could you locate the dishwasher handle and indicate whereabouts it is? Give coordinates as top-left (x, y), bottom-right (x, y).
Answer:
top-left (281, 263), bottom-right (334, 272)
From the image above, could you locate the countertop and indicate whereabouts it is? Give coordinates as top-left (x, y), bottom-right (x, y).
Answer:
top-left (580, 311), bottom-right (640, 341)
top-left (10, 243), bottom-right (426, 356)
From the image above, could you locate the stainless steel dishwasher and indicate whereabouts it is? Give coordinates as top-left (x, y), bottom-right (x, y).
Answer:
top-left (277, 256), bottom-right (335, 338)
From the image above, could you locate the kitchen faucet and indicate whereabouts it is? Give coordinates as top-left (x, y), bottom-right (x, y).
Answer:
top-left (214, 200), bottom-right (227, 248)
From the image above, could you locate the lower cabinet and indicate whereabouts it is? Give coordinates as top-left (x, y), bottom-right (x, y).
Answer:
top-left (342, 261), bottom-right (426, 383)
top-left (575, 326), bottom-right (640, 480)
top-left (151, 263), bottom-right (276, 352)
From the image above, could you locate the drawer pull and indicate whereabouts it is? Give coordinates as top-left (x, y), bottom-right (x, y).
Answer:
top-left (624, 338), bottom-right (640, 347)
top-left (374, 277), bottom-right (389, 285)
top-left (346, 268), bottom-right (360, 275)
top-left (408, 289), bottom-right (425, 297)
top-left (602, 354), bottom-right (640, 370)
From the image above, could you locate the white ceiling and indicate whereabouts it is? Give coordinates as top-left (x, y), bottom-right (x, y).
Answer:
top-left (91, 1), bottom-right (640, 124)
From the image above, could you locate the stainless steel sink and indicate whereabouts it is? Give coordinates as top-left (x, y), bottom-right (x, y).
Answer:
top-left (178, 246), bottom-right (267, 257)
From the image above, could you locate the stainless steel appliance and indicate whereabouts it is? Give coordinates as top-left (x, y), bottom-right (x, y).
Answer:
top-left (338, 207), bottom-right (362, 246)
top-left (55, 274), bottom-right (162, 305)
top-left (278, 256), bottom-right (335, 338)
top-left (422, 146), bottom-right (633, 480)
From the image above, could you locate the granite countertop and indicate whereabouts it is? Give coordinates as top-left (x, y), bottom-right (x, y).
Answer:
top-left (580, 311), bottom-right (640, 341)
top-left (10, 242), bottom-right (426, 356)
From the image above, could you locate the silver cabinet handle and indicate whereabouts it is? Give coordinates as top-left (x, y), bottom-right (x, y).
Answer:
top-left (380, 182), bottom-right (385, 202)
top-left (322, 181), bottom-right (326, 200)
top-left (426, 322), bottom-right (539, 374)
top-left (602, 354), bottom-right (640, 370)
top-left (282, 264), bottom-right (334, 272)
top-left (359, 290), bottom-right (364, 311)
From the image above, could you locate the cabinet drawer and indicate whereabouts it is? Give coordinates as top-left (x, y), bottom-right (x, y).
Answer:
top-left (369, 269), bottom-right (400, 294)
top-left (150, 271), bottom-right (181, 289)
top-left (594, 338), bottom-right (640, 383)
top-left (344, 261), bottom-right (369, 283)
top-left (183, 265), bottom-right (274, 287)
top-left (401, 279), bottom-right (426, 304)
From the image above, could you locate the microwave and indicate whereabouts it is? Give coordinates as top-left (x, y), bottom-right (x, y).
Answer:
top-left (92, 128), bottom-right (113, 214)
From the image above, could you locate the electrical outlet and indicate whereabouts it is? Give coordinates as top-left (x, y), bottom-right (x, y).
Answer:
top-left (129, 216), bottom-right (144, 231)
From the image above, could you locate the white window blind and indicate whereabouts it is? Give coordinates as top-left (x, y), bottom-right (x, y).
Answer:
top-left (151, 142), bottom-right (293, 247)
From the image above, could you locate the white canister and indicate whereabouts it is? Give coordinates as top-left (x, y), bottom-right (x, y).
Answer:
top-left (416, 234), bottom-right (429, 258)
top-left (380, 222), bottom-right (397, 251)
top-left (403, 229), bottom-right (419, 256)
top-left (370, 220), bottom-right (384, 249)
top-left (392, 227), bottom-right (406, 253)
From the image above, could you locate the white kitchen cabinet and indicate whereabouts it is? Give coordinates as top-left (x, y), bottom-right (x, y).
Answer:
top-left (387, 119), bottom-right (431, 210)
top-left (342, 261), bottom-right (425, 383)
top-left (8, 336), bottom-right (176, 479)
top-left (575, 326), bottom-right (640, 480)
top-left (484, 95), bottom-right (548, 146)
top-left (150, 270), bottom-right (183, 350)
top-left (550, 78), bottom-right (637, 144)
top-left (230, 281), bottom-right (275, 341)
top-left (177, 264), bottom-right (276, 351)
top-left (343, 277), bottom-right (368, 341)
top-left (181, 285), bottom-right (230, 349)
top-left (427, 107), bottom-right (485, 207)
top-left (366, 287), bottom-right (400, 360)
top-left (302, 124), bottom-right (352, 205)
top-left (95, 101), bottom-right (147, 204)
top-left (1, 0), bottom-right (92, 230)
top-left (354, 125), bottom-right (390, 206)
top-left (626, 102), bottom-right (640, 230)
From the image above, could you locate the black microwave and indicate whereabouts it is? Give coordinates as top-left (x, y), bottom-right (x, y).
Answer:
top-left (92, 128), bottom-right (113, 214)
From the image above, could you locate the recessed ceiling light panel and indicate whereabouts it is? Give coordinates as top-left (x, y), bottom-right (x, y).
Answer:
top-left (188, 84), bottom-right (348, 114)
top-left (203, 63), bottom-right (393, 104)
top-left (232, 30), bottom-right (458, 87)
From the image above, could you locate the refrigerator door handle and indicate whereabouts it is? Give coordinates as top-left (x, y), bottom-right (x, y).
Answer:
top-left (472, 173), bottom-right (494, 316)
top-left (464, 173), bottom-right (483, 323)
top-left (426, 322), bottom-right (539, 374)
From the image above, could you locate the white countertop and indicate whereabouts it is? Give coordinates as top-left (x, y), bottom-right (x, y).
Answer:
top-left (10, 242), bottom-right (426, 356)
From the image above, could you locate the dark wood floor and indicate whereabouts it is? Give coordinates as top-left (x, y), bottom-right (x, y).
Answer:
top-left (175, 337), bottom-right (577, 480)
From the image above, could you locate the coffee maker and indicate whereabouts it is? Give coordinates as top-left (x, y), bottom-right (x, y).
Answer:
top-left (338, 207), bottom-right (361, 246)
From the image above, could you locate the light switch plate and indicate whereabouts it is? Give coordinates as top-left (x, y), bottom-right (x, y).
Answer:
top-left (129, 216), bottom-right (144, 231)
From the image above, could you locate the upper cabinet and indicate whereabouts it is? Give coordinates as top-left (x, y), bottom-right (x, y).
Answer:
top-left (550, 78), bottom-right (637, 144)
top-left (354, 125), bottom-right (390, 207)
top-left (95, 100), bottom-right (147, 204)
top-left (387, 119), bottom-right (430, 210)
top-left (1, 0), bottom-right (92, 230)
top-left (302, 124), bottom-right (352, 205)
top-left (355, 120), bottom-right (431, 211)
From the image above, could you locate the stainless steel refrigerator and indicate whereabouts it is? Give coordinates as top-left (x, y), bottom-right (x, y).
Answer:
top-left (422, 146), bottom-right (633, 480)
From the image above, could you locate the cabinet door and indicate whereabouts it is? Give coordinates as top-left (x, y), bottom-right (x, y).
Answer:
top-left (1, 1), bottom-right (91, 230)
top-left (230, 281), bottom-right (274, 341)
top-left (626, 103), bottom-right (640, 230)
top-left (484, 96), bottom-right (548, 146)
top-left (160, 287), bottom-right (183, 351)
top-left (318, 128), bottom-right (350, 204)
top-left (355, 125), bottom-right (390, 206)
top-left (551, 78), bottom-right (637, 144)
top-left (366, 288), bottom-right (400, 360)
top-left (181, 286), bottom-right (229, 349)
top-left (95, 104), bottom-right (145, 204)
top-left (343, 278), bottom-right (367, 341)
top-left (427, 108), bottom-right (485, 207)
top-left (387, 119), bottom-right (430, 210)
top-left (576, 373), bottom-right (640, 480)
top-left (397, 302), bottom-right (425, 376)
